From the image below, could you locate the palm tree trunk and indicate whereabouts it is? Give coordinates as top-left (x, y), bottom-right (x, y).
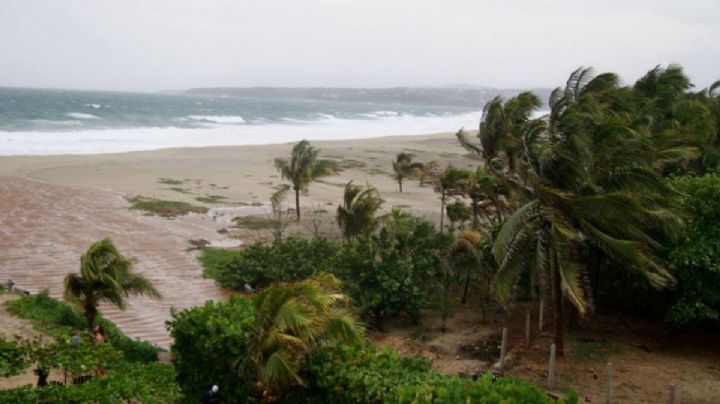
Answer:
top-left (461, 266), bottom-right (471, 304)
top-left (471, 197), bottom-right (480, 230)
top-left (552, 263), bottom-right (564, 356)
top-left (84, 304), bottom-right (97, 331)
top-left (398, 177), bottom-right (403, 193)
top-left (294, 188), bottom-right (301, 222)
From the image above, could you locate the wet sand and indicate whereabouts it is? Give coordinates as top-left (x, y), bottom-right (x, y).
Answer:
top-left (0, 132), bottom-right (477, 347)
top-left (0, 176), bottom-right (228, 347)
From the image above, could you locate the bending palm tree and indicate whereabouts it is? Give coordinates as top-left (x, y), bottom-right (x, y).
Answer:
top-left (433, 165), bottom-right (470, 232)
top-left (274, 140), bottom-right (338, 221)
top-left (241, 273), bottom-right (364, 401)
top-left (337, 181), bottom-right (383, 241)
top-left (493, 68), bottom-right (682, 355)
top-left (391, 152), bottom-right (422, 192)
top-left (64, 238), bottom-right (161, 330)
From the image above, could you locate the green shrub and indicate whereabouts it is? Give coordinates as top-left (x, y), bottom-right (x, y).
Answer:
top-left (0, 363), bottom-right (181, 404)
top-left (199, 238), bottom-right (342, 290)
top-left (335, 218), bottom-right (449, 326)
top-left (166, 296), bottom-right (256, 403)
top-left (298, 346), bottom-right (576, 404)
top-left (4, 291), bottom-right (159, 363)
top-left (665, 174), bottom-right (720, 326)
top-left (0, 337), bottom-right (30, 377)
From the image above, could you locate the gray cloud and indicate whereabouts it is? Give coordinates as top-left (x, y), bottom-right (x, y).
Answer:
top-left (1, 0), bottom-right (718, 91)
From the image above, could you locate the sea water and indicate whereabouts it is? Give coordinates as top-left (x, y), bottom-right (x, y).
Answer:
top-left (0, 87), bottom-right (483, 155)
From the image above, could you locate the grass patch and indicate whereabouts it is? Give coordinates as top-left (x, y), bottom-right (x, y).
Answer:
top-left (197, 248), bottom-right (244, 281)
top-left (393, 204), bottom-right (412, 209)
top-left (439, 151), bottom-right (461, 158)
top-left (568, 336), bottom-right (620, 362)
top-left (367, 168), bottom-right (391, 176)
top-left (195, 194), bottom-right (227, 204)
top-left (129, 196), bottom-right (208, 217)
top-left (232, 215), bottom-right (273, 230)
top-left (4, 291), bottom-right (159, 362)
top-left (157, 177), bottom-right (184, 185)
top-left (167, 186), bottom-right (191, 194)
top-left (336, 159), bottom-right (366, 169)
top-left (317, 179), bottom-right (347, 188)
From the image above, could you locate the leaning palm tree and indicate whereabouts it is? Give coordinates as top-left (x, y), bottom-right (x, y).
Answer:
top-left (433, 165), bottom-right (471, 232)
top-left (274, 140), bottom-right (338, 221)
top-left (391, 152), bottom-right (422, 192)
top-left (240, 273), bottom-right (364, 401)
top-left (64, 238), bottom-right (161, 331)
top-left (416, 160), bottom-right (438, 187)
top-left (492, 67), bottom-right (684, 356)
top-left (336, 181), bottom-right (383, 241)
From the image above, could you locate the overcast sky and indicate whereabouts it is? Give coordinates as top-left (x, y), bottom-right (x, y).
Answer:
top-left (1, 0), bottom-right (718, 92)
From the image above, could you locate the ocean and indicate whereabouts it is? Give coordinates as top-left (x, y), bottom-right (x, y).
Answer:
top-left (0, 87), bottom-right (482, 156)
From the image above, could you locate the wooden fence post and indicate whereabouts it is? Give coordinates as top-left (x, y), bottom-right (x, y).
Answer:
top-left (500, 327), bottom-right (508, 369)
top-left (525, 310), bottom-right (531, 348)
top-left (538, 300), bottom-right (544, 331)
top-left (547, 343), bottom-right (556, 387)
top-left (668, 384), bottom-right (676, 404)
top-left (606, 362), bottom-right (613, 404)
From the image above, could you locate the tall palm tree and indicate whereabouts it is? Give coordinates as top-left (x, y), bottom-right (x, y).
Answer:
top-left (336, 181), bottom-right (383, 241)
top-left (240, 273), bottom-right (364, 401)
top-left (447, 231), bottom-right (486, 305)
top-left (274, 140), bottom-right (338, 221)
top-left (433, 165), bottom-right (470, 232)
top-left (64, 238), bottom-right (161, 330)
top-left (391, 152), bottom-right (422, 192)
top-left (493, 67), bottom-right (683, 356)
top-left (464, 166), bottom-right (506, 229)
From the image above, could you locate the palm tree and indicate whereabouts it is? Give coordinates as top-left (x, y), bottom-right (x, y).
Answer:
top-left (464, 166), bottom-right (506, 229)
top-left (492, 67), bottom-right (682, 356)
top-left (391, 152), bottom-right (422, 192)
top-left (274, 140), bottom-right (338, 221)
top-left (416, 160), bottom-right (438, 187)
top-left (336, 181), bottom-right (383, 241)
top-left (64, 238), bottom-right (161, 330)
top-left (433, 165), bottom-right (470, 232)
top-left (240, 273), bottom-right (364, 401)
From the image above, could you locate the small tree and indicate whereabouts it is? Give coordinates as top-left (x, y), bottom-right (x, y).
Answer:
top-left (274, 140), bottom-right (338, 221)
top-left (392, 152), bottom-right (422, 193)
top-left (64, 238), bottom-right (161, 330)
top-left (337, 182), bottom-right (383, 241)
top-left (268, 185), bottom-right (293, 242)
top-left (417, 160), bottom-right (438, 187)
top-left (433, 165), bottom-right (471, 232)
top-left (445, 199), bottom-right (471, 232)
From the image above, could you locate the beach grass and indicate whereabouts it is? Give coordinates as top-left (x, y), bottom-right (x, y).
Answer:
top-left (129, 196), bottom-right (208, 217)
top-left (157, 177), bottom-right (184, 185)
top-left (232, 215), bottom-right (273, 230)
top-left (195, 194), bottom-right (227, 204)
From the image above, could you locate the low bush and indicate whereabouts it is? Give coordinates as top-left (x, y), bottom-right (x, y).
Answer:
top-left (0, 337), bottom-right (30, 377)
top-left (199, 238), bottom-right (342, 289)
top-left (298, 346), bottom-right (577, 404)
top-left (5, 291), bottom-right (159, 363)
top-left (166, 296), bottom-right (256, 403)
top-left (0, 363), bottom-right (181, 404)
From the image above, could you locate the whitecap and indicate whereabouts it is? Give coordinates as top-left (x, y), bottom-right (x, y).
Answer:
top-left (83, 104), bottom-right (102, 109)
top-left (187, 115), bottom-right (246, 124)
top-left (65, 112), bottom-right (100, 120)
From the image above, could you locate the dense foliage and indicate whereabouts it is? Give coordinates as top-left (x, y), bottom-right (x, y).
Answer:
top-left (0, 363), bottom-right (180, 404)
top-left (665, 174), bottom-right (720, 326)
top-left (166, 296), bottom-right (256, 403)
top-left (5, 291), bottom-right (159, 362)
top-left (298, 346), bottom-right (577, 403)
top-left (0, 337), bottom-right (30, 377)
top-left (199, 237), bottom-right (342, 290)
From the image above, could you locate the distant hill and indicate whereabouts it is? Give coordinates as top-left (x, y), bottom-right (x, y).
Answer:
top-left (182, 86), bottom-right (553, 108)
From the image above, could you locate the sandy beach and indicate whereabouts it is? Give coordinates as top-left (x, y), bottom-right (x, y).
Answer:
top-left (0, 132), bottom-right (478, 346)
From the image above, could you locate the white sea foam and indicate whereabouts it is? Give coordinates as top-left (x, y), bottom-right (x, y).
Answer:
top-left (65, 112), bottom-right (100, 120)
top-left (0, 111), bottom-right (482, 156)
top-left (83, 104), bottom-right (102, 109)
top-left (187, 115), bottom-right (246, 124)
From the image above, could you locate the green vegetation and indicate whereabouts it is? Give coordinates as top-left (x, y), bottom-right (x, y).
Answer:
top-left (195, 194), bottom-right (227, 203)
top-left (157, 177), bottom-right (184, 185)
top-left (336, 181), bottom-right (383, 240)
top-left (167, 186), bottom-right (191, 194)
top-left (392, 152), bottom-right (423, 192)
top-left (0, 337), bottom-right (30, 377)
top-left (232, 215), bottom-right (274, 230)
top-left (5, 291), bottom-right (159, 362)
top-left (64, 238), bottom-right (161, 331)
top-left (129, 196), bottom-right (208, 217)
top-left (274, 139), bottom-right (339, 221)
